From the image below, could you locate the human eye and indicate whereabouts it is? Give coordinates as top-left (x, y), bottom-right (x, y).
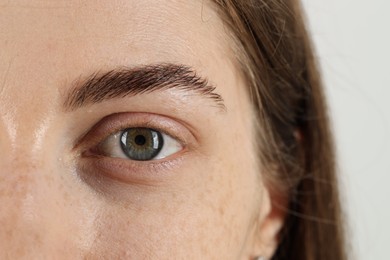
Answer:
top-left (76, 112), bottom-right (194, 185)
top-left (96, 127), bottom-right (182, 161)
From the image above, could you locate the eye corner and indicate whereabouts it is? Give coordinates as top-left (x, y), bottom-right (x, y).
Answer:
top-left (75, 112), bottom-right (199, 165)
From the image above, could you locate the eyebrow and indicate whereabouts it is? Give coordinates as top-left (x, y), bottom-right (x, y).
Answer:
top-left (63, 63), bottom-right (226, 111)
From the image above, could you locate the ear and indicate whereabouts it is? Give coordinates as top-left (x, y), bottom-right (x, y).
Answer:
top-left (249, 185), bottom-right (287, 259)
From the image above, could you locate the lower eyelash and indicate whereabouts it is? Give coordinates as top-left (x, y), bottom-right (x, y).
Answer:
top-left (79, 151), bottom-right (187, 186)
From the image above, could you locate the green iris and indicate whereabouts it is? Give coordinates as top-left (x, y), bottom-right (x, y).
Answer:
top-left (120, 128), bottom-right (163, 161)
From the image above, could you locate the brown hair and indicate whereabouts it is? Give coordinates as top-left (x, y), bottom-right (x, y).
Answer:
top-left (212, 0), bottom-right (347, 259)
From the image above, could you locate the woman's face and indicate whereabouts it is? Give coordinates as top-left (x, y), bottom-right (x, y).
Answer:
top-left (0, 0), bottom-right (282, 258)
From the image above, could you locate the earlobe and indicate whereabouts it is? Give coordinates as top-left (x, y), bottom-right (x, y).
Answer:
top-left (250, 187), bottom-right (287, 259)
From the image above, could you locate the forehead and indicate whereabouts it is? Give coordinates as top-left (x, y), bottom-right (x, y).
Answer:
top-left (0, 0), bottom-right (229, 82)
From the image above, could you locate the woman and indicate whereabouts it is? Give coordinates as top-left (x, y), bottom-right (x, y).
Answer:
top-left (0, 0), bottom-right (346, 259)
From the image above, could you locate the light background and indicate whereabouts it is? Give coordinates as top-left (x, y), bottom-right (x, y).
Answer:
top-left (301, 0), bottom-right (390, 259)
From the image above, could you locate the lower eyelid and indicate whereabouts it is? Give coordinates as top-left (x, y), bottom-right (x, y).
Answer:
top-left (79, 152), bottom-right (187, 186)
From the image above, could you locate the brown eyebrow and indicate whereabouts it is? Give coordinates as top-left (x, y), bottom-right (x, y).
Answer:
top-left (63, 63), bottom-right (226, 111)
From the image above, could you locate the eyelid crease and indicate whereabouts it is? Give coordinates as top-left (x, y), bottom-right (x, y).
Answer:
top-left (63, 63), bottom-right (226, 112)
top-left (73, 112), bottom-right (198, 156)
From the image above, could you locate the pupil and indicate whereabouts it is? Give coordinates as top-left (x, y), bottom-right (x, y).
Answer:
top-left (134, 135), bottom-right (146, 146)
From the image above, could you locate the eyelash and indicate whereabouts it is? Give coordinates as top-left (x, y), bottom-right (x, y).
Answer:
top-left (76, 112), bottom-right (193, 183)
top-left (94, 128), bottom-right (182, 161)
top-left (80, 113), bottom-right (187, 155)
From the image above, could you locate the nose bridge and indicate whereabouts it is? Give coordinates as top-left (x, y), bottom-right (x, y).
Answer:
top-left (0, 55), bottom-right (60, 156)
top-left (0, 11), bottom-right (94, 257)
top-left (0, 105), bottom-right (69, 255)
top-left (0, 51), bottom-right (90, 258)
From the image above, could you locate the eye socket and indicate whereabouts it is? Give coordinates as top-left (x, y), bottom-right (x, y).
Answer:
top-left (96, 127), bottom-right (183, 161)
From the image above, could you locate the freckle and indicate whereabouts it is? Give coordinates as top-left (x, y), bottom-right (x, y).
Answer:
top-left (63, 190), bottom-right (70, 201)
top-left (208, 173), bottom-right (214, 182)
top-left (32, 232), bottom-right (43, 247)
top-left (123, 203), bottom-right (130, 210)
top-left (159, 198), bottom-right (169, 212)
top-left (218, 205), bottom-right (225, 216)
top-left (46, 42), bottom-right (57, 51)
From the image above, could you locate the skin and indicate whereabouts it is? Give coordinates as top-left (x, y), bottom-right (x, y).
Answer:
top-left (0, 0), bottom-right (284, 259)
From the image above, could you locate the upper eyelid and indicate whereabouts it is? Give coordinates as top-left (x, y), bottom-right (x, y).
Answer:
top-left (74, 112), bottom-right (197, 154)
